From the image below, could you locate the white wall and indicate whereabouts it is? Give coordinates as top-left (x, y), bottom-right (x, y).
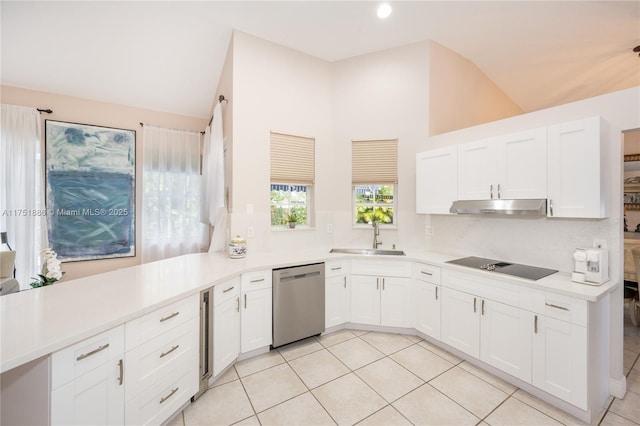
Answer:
top-left (330, 41), bottom-right (431, 251)
top-left (229, 31), bottom-right (333, 253)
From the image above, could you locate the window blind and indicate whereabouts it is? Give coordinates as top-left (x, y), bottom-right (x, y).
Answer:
top-left (352, 138), bottom-right (398, 184)
top-left (270, 131), bottom-right (315, 184)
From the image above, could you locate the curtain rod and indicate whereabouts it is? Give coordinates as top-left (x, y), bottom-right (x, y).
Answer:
top-left (139, 122), bottom-right (206, 135)
top-left (37, 108), bottom-right (53, 114)
top-left (207, 94), bottom-right (229, 127)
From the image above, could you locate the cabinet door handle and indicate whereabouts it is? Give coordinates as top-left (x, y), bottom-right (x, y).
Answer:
top-left (473, 297), bottom-right (477, 313)
top-left (250, 278), bottom-right (265, 283)
top-left (545, 302), bottom-right (570, 311)
top-left (236, 297), bottom-right (240, 312)
top-left (421, 270), bottom-right (432, 276)
top-left (223, 286), bottom-right (235, 293)
top-left (435, 287), bottom-right (438, 300)
top-left (490, 184), bottom-right (494, 199)
top-left (160, 312), bottom-right (179, 322)
top-left (376, 278), bottom-right (379, 290)
top-left (117, 359), bottom-right (124, 386)
top-left (76, 343), bottom-right (109, 361)
top-left (160, 344), bottom-right (180, 359)
top-left (382, 278), bottom-right (385, 290)
top-left (549, 199), bottom-right (554, 216)
top-left (481, 299), bottom-right (485, 315)
top-left (244, 293), bottom-right (247, 309)
top-left (160, 387), bottom-right (179, 404)
top-left (534, 315), bottom-right (538, 334)
top-left (343, 276), bottom-right (347, 288)
top-left (497, 184), bottom-right (501, 199)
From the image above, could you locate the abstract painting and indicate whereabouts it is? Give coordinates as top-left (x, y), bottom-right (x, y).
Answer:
top-left (45, 120), bottom-right (135, 261)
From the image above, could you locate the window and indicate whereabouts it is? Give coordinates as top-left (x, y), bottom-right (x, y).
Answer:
top-left (270, 131), bottom-right (315, 227)
top-left (354, 184), bottom-right (395, 224)
top-left (352, 138), bottom-right (398, 226)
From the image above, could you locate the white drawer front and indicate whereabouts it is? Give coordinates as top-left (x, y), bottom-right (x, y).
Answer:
top-left (125, 294), bottom-right (199, 350)
top-left (214, 277), bottom-right (241, 305)
top-left (351, 260), bottom-right (411, 278)
top-left (124, 317), bottom-right (199, 402)
top-left (542, 293), bottom-right (588, 327)
top-left (325, 260), bottom-right (348, 278)
top-left (414, 263), bottom-right (441, 285)
top-left (241, 269), bottom-right (272, 292)
top-left (52, 325), bottom-right (125, 390)
top-left (124, 364), bottom-right (198, 426)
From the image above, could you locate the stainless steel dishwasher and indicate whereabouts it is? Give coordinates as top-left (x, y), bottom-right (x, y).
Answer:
top-left (272, 262), bottom-right (325, 348)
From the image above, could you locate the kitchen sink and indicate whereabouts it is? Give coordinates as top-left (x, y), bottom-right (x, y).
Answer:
top-left (330, 248), bottom-right (406, 256)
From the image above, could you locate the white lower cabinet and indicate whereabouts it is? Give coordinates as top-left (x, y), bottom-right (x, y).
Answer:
top-left (532, 315), bottom-right (588, 409)
top-left (124, 294), bottom-right (199, 425)
top-left (441, 287), bottom-right (533, 383)
top-left (51, 325), bottom-right (125, 426)
top-left (241, 270), bottom-right (273, 353)
top-left (480, 298), bottom-right (533, 383)
top-left (325, 261), bottom-right (350, 328)
top-left (213, 277), bottom-right (240, 376)
top-left (350, 260), bottom-right (412, 328)
top-left (441, 287), bottom-right (480, 357)
top-left (413, 263), bottom-right (442, 339)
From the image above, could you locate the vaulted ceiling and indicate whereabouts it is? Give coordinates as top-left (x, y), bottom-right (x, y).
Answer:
top-left (2, 1), bottom-right (639, 118)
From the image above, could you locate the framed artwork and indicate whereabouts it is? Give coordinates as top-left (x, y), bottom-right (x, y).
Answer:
top-left (45, 120), bottom-right (136, 261)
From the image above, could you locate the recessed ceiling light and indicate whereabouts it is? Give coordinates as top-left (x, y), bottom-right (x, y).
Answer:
top-left (377, 3), bottom-right (392, 19)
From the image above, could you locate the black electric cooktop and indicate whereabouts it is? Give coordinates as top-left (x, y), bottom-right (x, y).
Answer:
top-left (445, 256), bottom-right (557, 281)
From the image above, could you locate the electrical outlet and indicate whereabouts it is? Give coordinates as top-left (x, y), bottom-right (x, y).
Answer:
top-left (247, 226), bottom-right (254, 238)
top-left (326, 224), bottom-right (333, 234)
top-left (425, 225), bottom-right (434, 236)
top-left (593, 239), bottom-right (607, 249)
top-left (246, 204), bottom-right (254, 215)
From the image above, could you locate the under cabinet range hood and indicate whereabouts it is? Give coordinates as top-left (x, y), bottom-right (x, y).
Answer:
top-left (449, 199), bottom-right (547, 216)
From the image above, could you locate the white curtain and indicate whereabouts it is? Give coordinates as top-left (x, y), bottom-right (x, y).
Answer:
top-left (142, 125), bottom-right (207, 263)
top-left (200, 102), bottom-right (227, 252)
top-left (0, 104), bottom-right (48, 289)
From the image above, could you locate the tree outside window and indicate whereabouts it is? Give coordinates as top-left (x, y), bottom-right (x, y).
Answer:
top-left (354, 184), bottom-right (394, 225)
top-left (270, 184), bottom-right (309, 226)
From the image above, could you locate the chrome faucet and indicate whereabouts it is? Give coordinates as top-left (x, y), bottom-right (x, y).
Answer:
top-left (372, 221), bottom-right (382, 249)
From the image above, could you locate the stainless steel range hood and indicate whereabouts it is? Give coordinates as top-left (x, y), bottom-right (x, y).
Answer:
top-left (449, 199), bottom-right (547, 216)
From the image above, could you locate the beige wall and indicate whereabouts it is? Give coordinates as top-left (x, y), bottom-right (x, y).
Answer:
top-left (1, 85), bottom-right (208, 281)
top-left (429, 41), bottom-right (523, 136)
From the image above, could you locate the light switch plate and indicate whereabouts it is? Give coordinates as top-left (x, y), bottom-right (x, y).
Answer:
top-left (247, 226), bottom-right (254, 238)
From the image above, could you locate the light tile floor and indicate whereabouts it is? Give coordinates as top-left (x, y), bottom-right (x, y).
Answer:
top-left (168, 309), bottom-right (640, 426)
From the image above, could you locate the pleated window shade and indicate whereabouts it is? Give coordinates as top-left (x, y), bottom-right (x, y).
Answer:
top-left (270, 131), bottom-right (315, 184)
top-left (352, 139), bottom-right (398, 184)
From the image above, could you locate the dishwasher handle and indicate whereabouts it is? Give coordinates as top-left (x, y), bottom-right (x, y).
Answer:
top-left (279, 271), bottom-right (321, 282)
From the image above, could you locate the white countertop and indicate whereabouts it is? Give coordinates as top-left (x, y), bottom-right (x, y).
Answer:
top-left (0, 248), bottom-right (618, 374)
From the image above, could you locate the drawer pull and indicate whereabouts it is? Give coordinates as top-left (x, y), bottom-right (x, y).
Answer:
top-left (160, 312), bottom-right (179, 322)
top-left (331, 266), bottom-right (342, 271)
top-left (250, 278), bottom-right (265, 283)
top-left (160, 345), bottom-right (180, 359)
top-left (545, 302), bottom-right (570, 312)
top-left (160, 387), bottom-right (179, 404)
top-left (223, 286), bottom-right (235, 293)
top-left (117, 359), bottom-right (124, 386)
top-left (76, 343), bottom-right (109, 361)
top-left (421, 271), bottom-right (433, 276)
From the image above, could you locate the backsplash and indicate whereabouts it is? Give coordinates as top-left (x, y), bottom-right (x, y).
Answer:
top-left (427, 214), bottom-right (620, 274)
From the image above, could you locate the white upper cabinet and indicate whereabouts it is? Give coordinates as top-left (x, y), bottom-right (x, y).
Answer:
top-left (457, 128), bottom-right (547, 200)
top-left (547, 117), bottom-right (607, 218)
top-left (416, 146), bottom-right (458, 214)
